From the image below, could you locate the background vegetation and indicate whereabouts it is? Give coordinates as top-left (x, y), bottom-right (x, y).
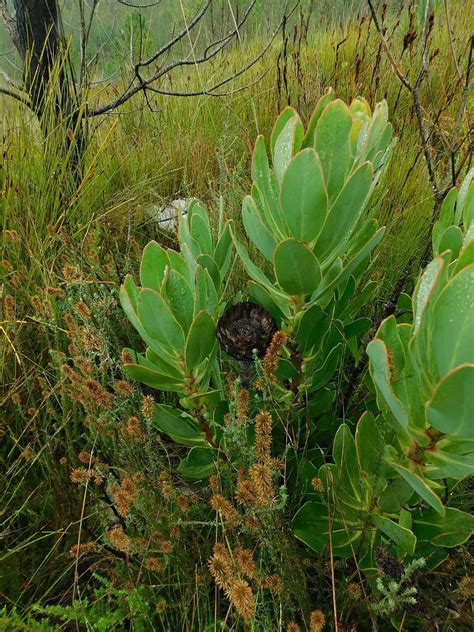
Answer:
top-left (1, 0), bottom-right (472, 630)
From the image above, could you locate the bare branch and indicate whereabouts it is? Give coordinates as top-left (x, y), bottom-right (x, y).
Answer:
top-left (414, 0), bottom-right (432, 90)
top-left (88, 0), bottom-right (290, 117)
top-left (135, 0), bottom-right (212, 71)
top-left (149, 0), bottom-right (257, 80)
top-left (367, 0), bottom-right (439, 196)
top-left (443, 0), bottom-right (462, 80)
top-left (117, 0), bottom-right (162, 7)
top-left (78, 0), bottom-right (100, 87)
top-left (366, 0), bottom-right (412, 93)
top-left (0, 85), bottom-right (31, 106)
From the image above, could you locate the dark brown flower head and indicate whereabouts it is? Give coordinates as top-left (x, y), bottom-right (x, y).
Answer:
top-left (217, 302), bottom-right (276, 362)
top-left (376, 547), bottom-right (404, 582)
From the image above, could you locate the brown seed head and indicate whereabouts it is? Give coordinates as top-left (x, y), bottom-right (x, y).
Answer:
top-left (107, 526), bottom-right (132, 553)
top-left (263, 331), bottom-right (288, 382)
top-left (236, 388), bottom-right (250, 421)
top-left (76, 300), bottom-right (91, 319)
top-left (156, 599), bottom-right (167, 613)
top-left (226, 579), bottom-right (256, 622)
top-left (70, 467), bottom-right (91, 484)
top-left (235, 547), bottom-right (258, 580)
top-left (4, 229), bottom-right (19, 242)
top-left (347, 582), bottom-right (362, 600)
top-left (210, 494), bottom-right (240, 525)
top-left (160, 540), bottom-right (173, 554)
top-left (122, 350), bottom-right (133, 365)
top-left (263, 574), bottom-right (283, 594)
top-left (141, 394), bottom-right (155, 420)
top-left (69, 542), bottom-right (96, 557)
top-left (122, 415), bottom-right (146, 441)
top-left (144, 557), bottom-right (164, 572)
top-left (108, 474), bottom-right (140, 517)
top-left (310, 609), bottom-right (326, 631)
top-left (114, 380), bottom-right (135, 397)
top-left (311, 477), bottom-right (325, 493)
top-left (235, 470), bottom-right (256, 507)
top-left (62, 264), bottom-right (80, 282)
top-left (458, 576), bottom-right (474, 599)
top-left (4, 294), bottom-right (15, 320)
top-left (208, 553), bottom-right (233, 590)
top-left (249, 463), bottom-right (275, 506)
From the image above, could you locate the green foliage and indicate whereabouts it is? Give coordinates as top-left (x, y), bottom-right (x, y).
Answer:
top-left (235, 91), bottom-right (393, 403)
top-left (1, 574), bottom-right (163, 632)
top-left (3, 5), bottom-right (473, 627)
top-left (120, 200), bottom-right (232, 407)
top-left (238, 91), bottom-right (392, 307)
top-left (294, 172), bottom-right (474, 570)
top-left (368, 170), bottom-right (474, 508)
top-left (119, 102), bottom-right (473, 581)
top-left (372, 557), bottom-right (426, 617)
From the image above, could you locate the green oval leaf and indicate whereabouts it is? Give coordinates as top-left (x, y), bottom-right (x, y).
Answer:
top-left (123, 363), bottom-right (183, 392)
top-left (153, 404), bottom-right (205, 443)
top-left (355, 411), bottom-right (384, 477)
top-left (280, 148), bottom-right (327, 243)
top-left (370, 514), bottom-right (416, 556)
top-left (273, 238), bottom-right (321, 295)
top-left (314, 99), bottom-right (353, 200)
top-left (302, 87), bottom-right (335, 148)
top-left (242, 194), bottom-right (277, 262)
top-left (185, 310), bottom-right (216, 370)
top-left (431, 265), bottom-right (474, 378)
top-left (271, 107), bottom-right (304, 184)
top-left (413, 507), bottom-right (474, 548)
top-left (194, 265), bottom-right (218, 317)
top-left (315, 162), bottom-right (373, 263)
top-left (387, 459), bottom-right (445, 515)
top-left (426, 364), bottom-right (474, 439)
top-left (191, 212), bottom-right (213, 255)
top-left (163, 270), bottom-right (194, 333)
top-left (137, 288), bottom-right (185, 353)
top-left (196, 253), bottom-right (220, 289)
top-left (177, 447), bottom-right (217, 479)
top-left (140, 241), bottom-right (169, 292)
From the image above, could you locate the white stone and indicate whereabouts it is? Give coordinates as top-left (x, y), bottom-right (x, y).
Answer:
top-left (147, 198), bottom-right (191, 232)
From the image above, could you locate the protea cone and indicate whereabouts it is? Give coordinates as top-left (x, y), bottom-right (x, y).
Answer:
top-left (217, 302), bottom-right (276, 386)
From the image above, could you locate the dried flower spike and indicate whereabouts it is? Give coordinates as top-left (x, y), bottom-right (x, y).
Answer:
top-left (255, 411), bottom-right (272, 462)
top-left (310, 609), bottom-right (326, 631)
top-left (208, 552), bottom-right (233, 590)
top-left (226, 578), bottom-right (256, 622)
top-left (263, 331), bottom-right (288, 382)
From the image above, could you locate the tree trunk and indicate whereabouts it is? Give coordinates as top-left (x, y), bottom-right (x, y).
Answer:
top-left (12, 0), bottom-right (85, 177)
top-left (13, 0), bottom-right (62, 113)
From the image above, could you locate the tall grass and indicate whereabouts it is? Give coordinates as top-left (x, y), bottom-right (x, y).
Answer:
top-left (1, 2), bottom-right (472, 628)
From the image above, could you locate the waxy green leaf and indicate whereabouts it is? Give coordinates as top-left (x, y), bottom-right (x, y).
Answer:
top-left (273, 239), bottom-right (321, 295)
top-left (280, 149), bottom-right (327, 243)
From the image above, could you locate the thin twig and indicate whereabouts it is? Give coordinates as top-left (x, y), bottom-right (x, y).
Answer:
top-left (443, 0), bottom-right (462, 80)
top-left (367, 0), bottom-right (439, 196)
top-left (0, 85), bottom-right (31, 106)
top-left (88, 0), bottom-right (292, 116)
